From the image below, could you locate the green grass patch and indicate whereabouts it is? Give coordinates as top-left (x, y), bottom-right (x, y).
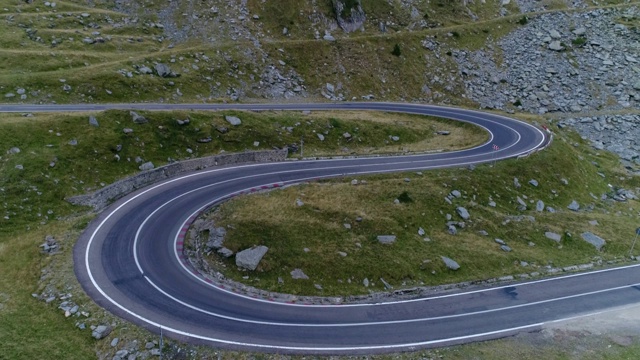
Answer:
top-left (0, 108), bottom-right (485, 357)
top-left (197, 129), bottom-right (639, 297)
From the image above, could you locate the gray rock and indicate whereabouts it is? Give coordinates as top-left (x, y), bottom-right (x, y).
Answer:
top-left (447, 225), bottom-right (457, 235)
top-left (138, 66), bottom-right (153, 74)
top-left (110, 338), bottom-right (119, 347)
top-left (488, 201), bottom-right (496, 207)
top-left (8, 147), bottom-right (20, 154)
top-left (441, 256), bottom-right (460, 270)
top-left (436, 130), bottom-right (451, 135)
top-left (495, 238), bottom-right (506, 245)
top-left (89, 116), bottom-right (99, 127)
top-left (545, 232), bottom-right (562, 243)
top-left (343, 132), bottom-right (352, 139)
top-left (363, 278), bottom-right (369, 287)
top-left (450, 190), bottom-right (462, 198)
top-left (529, 179), bottom-right (539, 187)
top-left (536, 200), bottom-right (545, 212)
top-left (581, 232), bottom-right (606, 251)
top-left (546, 206), bottom-right (556, 213)
top-left (138, 162), bottom-right (154, 171)
top-left (91, 325), bottom-right (112, 340)
top-left (517, 196), bottom-right (527, 208)
top-left (217, 247), bottom-right (234, 258)
top-left (418, 227), bottom-right (426, 236)
top-left (130, 111), bottom-right (148, 124)
top-left (314, 284), bottom-right (323, 290)
top-left (456, 207), bottom-right (470, 220)
top-left (572, 27), bottom-right (586, 36)
top-left (323, 33), bottom-right (335, 41)
top-left (317, 133), bottom-right (325, 141)
top-left (68, 139), bottom-right (77, 146)
top-left (514, 178), bottom-right (521, 188)
top-left (501, 245), bottom-right (512, 252)
top-left (478, 230), bottom-right (489, 236)
top-left (567, 200), bottom-right (580, 211)
top-left (549, 29), bottom-right (561, 39)
top-left (235, 246), bottom-right (268, 271)
top-left (225, 115), bottom-right (242, 126)
top-left (123, 128), bottom-right (133, 134)
top-left (380, 277), bottom-right (393, 290)
top-left (290, 268), bottom-right (309, 280)
top-left (154, 63), bottom-right (172, 77)
top-left (549, 41), bottom-right (564, 51)
top-left (295, 199), bottom-right (304, 207)
top-left (377, 235), bottom-right (396, 244)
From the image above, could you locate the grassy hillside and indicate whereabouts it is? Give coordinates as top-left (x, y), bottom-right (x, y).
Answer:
top-left (0, 109), bottom-right (484, 359)
top-left (193, 128), bottom-right (640, 296)
top-left (4, 0), bottom-right (631, 105)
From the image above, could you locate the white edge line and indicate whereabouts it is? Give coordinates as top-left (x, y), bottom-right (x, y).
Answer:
top-left (83, 104), bottom-right (554, 350)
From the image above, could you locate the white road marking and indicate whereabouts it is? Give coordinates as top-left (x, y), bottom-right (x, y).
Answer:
top-left (81, 103), bottom-right (559, 350)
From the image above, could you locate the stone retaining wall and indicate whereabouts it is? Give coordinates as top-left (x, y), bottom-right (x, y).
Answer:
top-left (66, 148), bottom-right (288, 211)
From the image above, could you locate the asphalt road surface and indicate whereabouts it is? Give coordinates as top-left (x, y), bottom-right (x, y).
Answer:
top-left (4, 102), bottom-right (639, 355)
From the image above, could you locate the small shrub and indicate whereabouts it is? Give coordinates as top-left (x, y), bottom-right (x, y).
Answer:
top-left (518, 16), bottom-right (528, 25)
top-left (446, 51), bottom-right (452, 56)
top-left (392, 43), bottom-right (402, 57)
top-left (451, 31), bottom-right (460, 38)
top-left (513, 99), bottom-right (522, 107)
top-left (397, 191), bottom-right (413, 203)
top-left (572, 37), bottom-right (587, 47)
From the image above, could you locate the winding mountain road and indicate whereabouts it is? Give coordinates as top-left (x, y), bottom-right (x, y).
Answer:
top-left (3, 102), bottom-right (640, 355)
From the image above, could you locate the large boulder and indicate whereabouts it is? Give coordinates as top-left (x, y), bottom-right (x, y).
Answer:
top-left (225, 115), bottom-right (242, 126)
top-left (441, 256), bottom-right (460, 270)
top-left (332, 0), bottom-right (366, 33)
top-left (130, 111), bottom-right (148, 124)
top-left (456, 207), bottom-right (470, 220)
top-left (235, 245), bottom-right (268, 270)
top-left (138, 162), bottom-right (154, 171)
top-left (154, 63), bottom-right (173, 78)
top-left (567, 200), bottom-right (580, 211)
top-left (377, 235), bottom-right (396, 244)
top-left (290, 268), bottom-right (309, 280)
top-left (545, 232), bottom-right (562, 243)
top-left (92, 325), bottom-right (112, 340)
top-left (549, 41), bottom-right (564, 51)
top-left (581, 232), bottom-right (606, 251)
